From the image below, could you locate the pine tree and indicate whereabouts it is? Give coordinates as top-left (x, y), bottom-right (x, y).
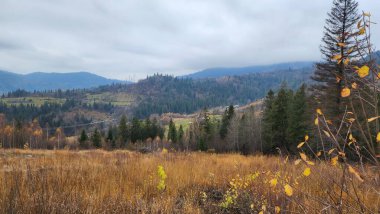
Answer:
top-left (219, 105), bottom-right (234, 139)
top-left (261, 90), bottom-right (275, 153)
top-left (178, 125), bottom-right (184, 143)
top-left (270, 86), bottom-right (292, 153)
top-left (92, 128), bottom-right (102, 148)
top-left (79, 129), bottom-right (88, 149)
top-left (130, 118), bottom-right (142, 143)
top-left (118, 115), bottom-right (129, 144)
top-left (167, 119), bottom-right (177, 143)
top-left (287, 84), bottom-right (308, 153)
top-left (311, 0), bottom-right (363, 120)
top-left (106, 127), bottom-right (116, 149)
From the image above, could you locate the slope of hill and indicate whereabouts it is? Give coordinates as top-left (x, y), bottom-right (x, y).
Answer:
top-left (0, 70), bottom-right (126, 93)
top-left (183, 61), bottom-right (314, 79)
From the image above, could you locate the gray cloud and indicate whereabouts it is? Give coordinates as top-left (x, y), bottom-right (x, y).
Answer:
top-left (0, 0), bottom-right (379, 80)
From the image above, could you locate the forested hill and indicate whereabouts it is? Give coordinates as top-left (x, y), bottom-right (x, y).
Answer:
top-left (0, 70), bottom-right (125, 93)
top-left (182, 61), bottom-right (314, 79)
top-left (103, 66), bottom-right (314, 117)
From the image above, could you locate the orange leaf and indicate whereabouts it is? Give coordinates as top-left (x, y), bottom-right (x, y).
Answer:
top-left (341, 87), bottom-right (351, 97)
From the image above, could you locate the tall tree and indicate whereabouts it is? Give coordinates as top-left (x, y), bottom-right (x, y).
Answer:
top-left (271, 86), bottom-right (292, 153)
top-left (167, 119), bottom-right (177, 143)
top-left (130, 118), bottom-right (142, 143)
top-left (79, 129), bottom-right (88, 149)
top-left (311, 0), bottom-right (363, 120)
top-left (118, 115), bottom-right (129, 144)
top-left (92, 128), bottom-right (102, 148)
top-left (219, 105), bottom-right (235, 139)
top-left (261, 90), bottom-right (276, 152)
top-left (287, 84), bottom-right (308, 153)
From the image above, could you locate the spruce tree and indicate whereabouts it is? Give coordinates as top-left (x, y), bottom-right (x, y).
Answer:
top-left (261, 90), bottom-right (275, 153)
top-left (167, 119), bottom-right (177, 143)
top-left (287, 84), bottom-right (308, 153)
top-left (311, 0), bottom-right (363, 120)
top-left (130, 118), bottom-right (142, 143)
top-left (118, 115), bottom-right (129, 144)
top-left (79, 129), bottom-right (88, 149)
top-left (219, 105), bottom-right (234, 139)
top-left (178, 125), bottom-right (184, 143)
top-left (92, 128), bottom-right (102, 148)
top-left (271, 86), bottom-right (292, 153)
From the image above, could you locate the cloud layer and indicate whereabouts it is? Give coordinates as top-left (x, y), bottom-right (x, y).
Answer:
top-left (0, 0), bottom-right (379, 80)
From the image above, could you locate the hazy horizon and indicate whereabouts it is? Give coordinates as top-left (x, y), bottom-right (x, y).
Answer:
top-left (1, 0), bottom-right (379, 80)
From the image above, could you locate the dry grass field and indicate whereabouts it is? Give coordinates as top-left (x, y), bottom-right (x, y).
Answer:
top-left (0, 149), bottom-right (379, 213)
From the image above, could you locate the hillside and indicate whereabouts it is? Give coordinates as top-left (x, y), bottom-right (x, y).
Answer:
top-left (183, 61), bottom-right (314, 79)
top-left (0, 70), bottom-right (126, 93)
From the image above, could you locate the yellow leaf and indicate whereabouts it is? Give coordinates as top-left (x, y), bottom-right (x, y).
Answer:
top-left (336, 76), bottom-right (341, 83)
top-left (316, 151), bottom-right (322, 157)
top-left (316, 108), bottom-right (323, 115)
top-left (323, 130), bottom-right (331, 138)
top-left (269, 178), bottom-right (278, 188)
top-left (306, 161), bottom-right (315, 166)
top-left (303, 167), bottom-right (311, 176)
top-left (326, 120), bottom-right (333, 125)
top-left (338, 151), bottom-right (346, 157)
top-left (328, 148), bottom-right (336, 155)
top-left (300, 152), bottom-right (307, 161)
top-left (341, 87), bottom-right (351, 97)
top-left (357, 20), bottom-right (362, 29)
top-left (358, 27), bottom-right (366, 35)
top-left (305, 135), bottom-right (309, 141)
top-left (331, 156), bottom-right (339, 166)
top-left (314, 118), bottom-right (319, 126)
top-left (332, 54), bottom-right (342, 61)
top-left (377, 132), bottom-right (380, 143)
top-left (297, 142), bottom-right (305, 149)
top-left (337, 42), bottom-right (346, 47)
top-left (348, 165), bottom-right (364, 182)
top-left (347, 47), bottom-right (354, 54)
top-left (275, 206), bottom-right (281, 214)
top-left (284, 184), bottom-right (293, 196)
top-left (363, 12), bottom-right (371, 17)
top-left (367, 116), bottom-right (380, 123)
top-left (344, 58), bottom-right (350, 66)
top-left (357, 65), bottom-right (369, 78)
top-left (294, 159), bottom-right (302, 165)
top-left (351, 82), bottom-right (358, 89)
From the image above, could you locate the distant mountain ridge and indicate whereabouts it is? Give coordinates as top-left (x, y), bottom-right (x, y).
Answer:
top-left (0, 70), bottom-right (125, 93)
top-left (182, 61), bottom-right (315, 79)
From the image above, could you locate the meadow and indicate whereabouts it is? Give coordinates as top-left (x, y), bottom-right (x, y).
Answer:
top-left (0, 149), bottom-right (378, 213)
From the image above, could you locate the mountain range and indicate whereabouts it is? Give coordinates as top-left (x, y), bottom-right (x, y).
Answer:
top-left (0, 71), bottom-right (125, 93)
top-left (183, 61), bottom-right (315, 79)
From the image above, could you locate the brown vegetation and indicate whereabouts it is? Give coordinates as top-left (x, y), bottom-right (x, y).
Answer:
top-left (0, 150), bottom-right (378, 213)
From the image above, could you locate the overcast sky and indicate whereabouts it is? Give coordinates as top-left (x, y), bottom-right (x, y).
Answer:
top-left (0, 0), bottom-right (379, 80)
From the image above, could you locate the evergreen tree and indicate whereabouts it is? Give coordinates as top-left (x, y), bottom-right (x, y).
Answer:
top-left (118, 115), bottom-right (129, 144)
top-left (287, 84), bottom-right (308, 153)
top-left (79, 129), bottom-right (88, 149)
top-left (106, 127), bottom-right (116, 149)
top-left (270, 86), bottom-right (292, 153)
top-left (262, 90), bottom-right (276, 152)
top-left (178, 125), bottom-right (184, 143)
top-left (92, 128), bottom-right (102, 148)
top-left (311, 0), bottom-right (363, 120)
top-left (130, 118), bottom-right (142, 143)
top-left (219, 105), bottom-right (235, 139)
top-left (167, 119), bottom-right (177, 143)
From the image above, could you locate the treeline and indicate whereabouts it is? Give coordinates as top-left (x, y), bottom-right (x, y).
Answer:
top-left (0, 99), bottom-right (114, 131)
top-left (0, 114), bottom-right (166, 150)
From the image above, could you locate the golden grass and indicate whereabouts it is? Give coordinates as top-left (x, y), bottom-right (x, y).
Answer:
top-left (0, 150), bottom-right (378, 213)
